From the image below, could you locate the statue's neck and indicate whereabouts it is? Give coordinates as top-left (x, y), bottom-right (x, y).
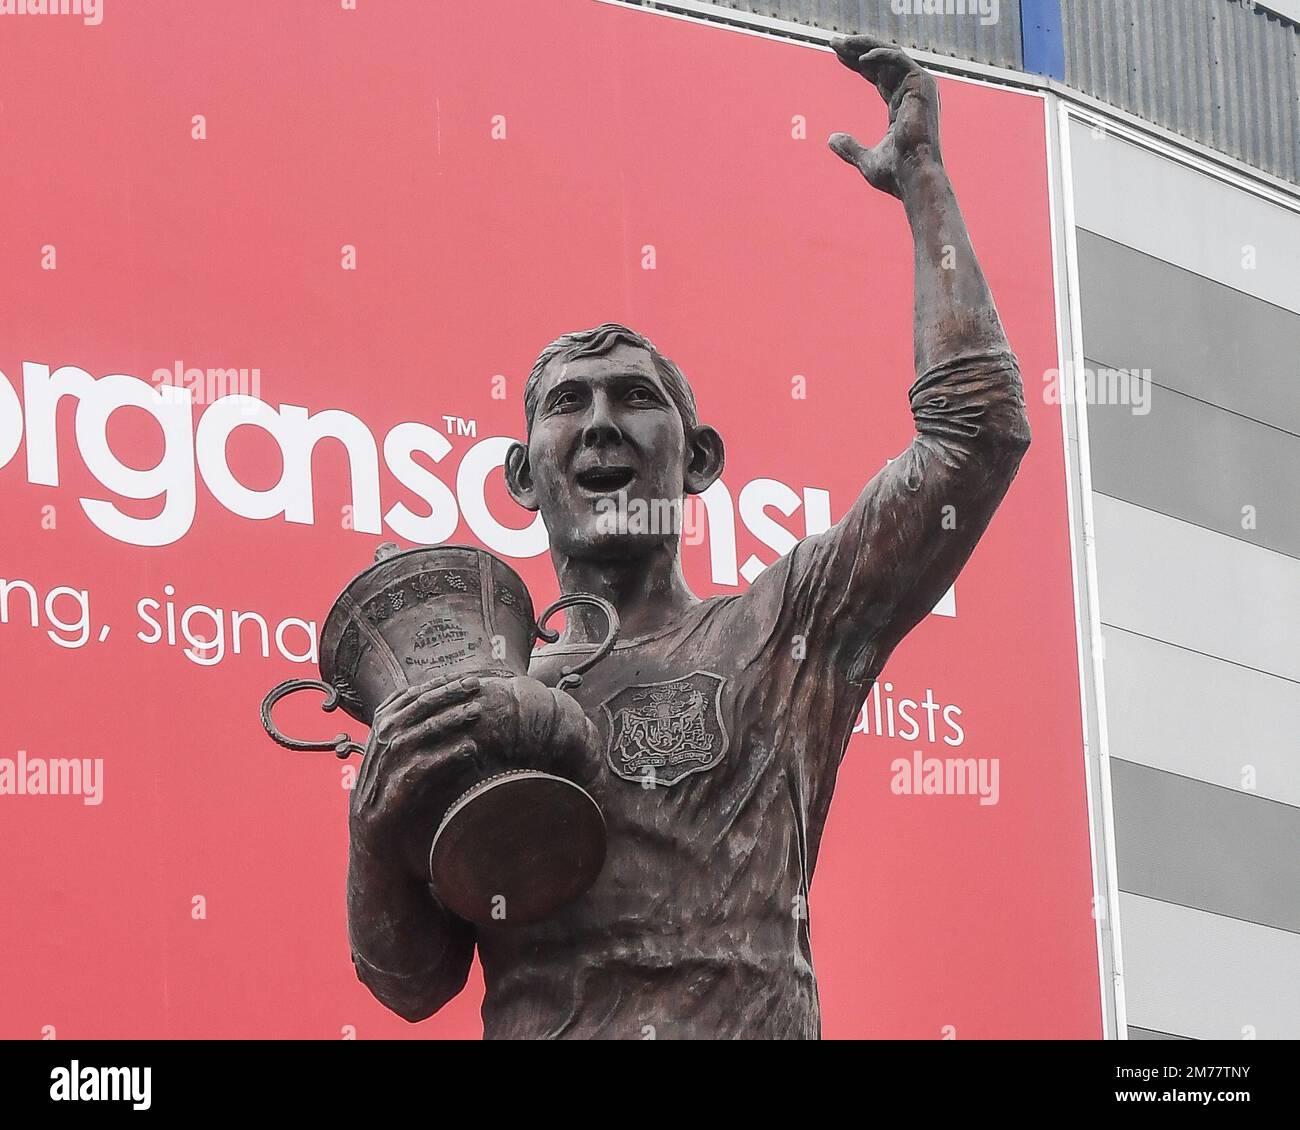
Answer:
top-left (550, 542), bottom-right (699, 645)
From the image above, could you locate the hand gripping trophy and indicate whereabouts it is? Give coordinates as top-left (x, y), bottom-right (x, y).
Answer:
top-left (261, 38), bottom-right (1031, 1039)
top-left (261, 542), bottom-right (619, 927)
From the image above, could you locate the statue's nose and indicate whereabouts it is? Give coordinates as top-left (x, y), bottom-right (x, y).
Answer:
top-left (582, 394), bottom-right (623, 448)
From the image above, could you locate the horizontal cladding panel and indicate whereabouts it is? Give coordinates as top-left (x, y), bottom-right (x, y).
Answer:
top-left (1076, 230), bottom-right (1300, 434)
top-left (1091, 494), bottom-right (1300, 682)
top-left (1085, 367), bottom-right (1300, 561)
top-left (1068, 119), bottom-right (1300, 314)
top-left (1101, 626), bottom-right (1300, 808)
top-left (1119, 893), bottom-right (1300, 1039)
top-left (1111, 758), bottom-right (1300, 935)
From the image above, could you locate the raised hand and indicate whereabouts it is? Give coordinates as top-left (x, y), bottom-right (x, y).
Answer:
top-left (827, 35), bottom-right (943, 198)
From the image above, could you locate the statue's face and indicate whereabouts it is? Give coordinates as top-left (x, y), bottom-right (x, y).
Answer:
top-left (521, 344), bottom-right (690, 561)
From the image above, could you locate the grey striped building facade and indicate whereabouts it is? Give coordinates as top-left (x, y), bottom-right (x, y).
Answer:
top-left (1066, 116), bottom-right (1300, 1040)
top-left (606, 0), bottom-right (1300, 1038)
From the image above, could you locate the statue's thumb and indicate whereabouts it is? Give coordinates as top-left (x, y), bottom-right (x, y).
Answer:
top-left (828, 132), bottom-right (874, 177)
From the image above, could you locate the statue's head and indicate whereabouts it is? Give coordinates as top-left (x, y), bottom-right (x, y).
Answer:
top-left (505, 323), bottom-right (724, 562)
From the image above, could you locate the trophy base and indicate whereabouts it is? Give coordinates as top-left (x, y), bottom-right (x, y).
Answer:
top-left (429, 770), bottom-right (606, 927)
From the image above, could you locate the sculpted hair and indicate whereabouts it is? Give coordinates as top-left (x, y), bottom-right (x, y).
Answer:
top-left (523, 323), bottom-right (699, 436)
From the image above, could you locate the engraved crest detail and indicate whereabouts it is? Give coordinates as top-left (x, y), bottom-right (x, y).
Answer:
top-left (600, 671), bottom-right (728, 786)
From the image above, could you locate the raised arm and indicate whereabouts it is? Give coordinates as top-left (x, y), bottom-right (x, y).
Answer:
top-left (829, 37), bottom-right (1018, 378)
top-left (749, 39), bottom-right (1031, 688)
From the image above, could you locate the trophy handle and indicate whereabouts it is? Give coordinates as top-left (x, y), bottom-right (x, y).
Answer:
top-left (260, 679), bottom-right (367, 760)
top-left (534, 594), bottom-right (620, 692)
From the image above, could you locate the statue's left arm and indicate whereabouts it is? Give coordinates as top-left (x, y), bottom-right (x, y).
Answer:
top-left (778, 38), bottom-right (1031, 683)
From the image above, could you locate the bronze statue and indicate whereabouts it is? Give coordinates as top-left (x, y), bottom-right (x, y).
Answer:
top-left (345, 37), bottom-right (1031, 1039)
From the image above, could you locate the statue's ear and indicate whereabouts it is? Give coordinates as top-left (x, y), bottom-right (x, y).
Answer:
top-left (684, 425), bottom-right (725, 495)
top-left (504, 441), bottom-right (539, 511)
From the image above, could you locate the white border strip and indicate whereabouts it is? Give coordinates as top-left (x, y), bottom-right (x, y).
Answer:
top-left (1051, 97), bottom-right (1128, 1040)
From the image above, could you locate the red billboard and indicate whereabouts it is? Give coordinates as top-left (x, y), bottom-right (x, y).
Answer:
top-left (0, 0), bottom-right (1099, 1038)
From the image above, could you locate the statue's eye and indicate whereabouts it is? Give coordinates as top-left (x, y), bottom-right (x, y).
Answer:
top-left (552, 390), bottom-right (583, 411)
top-left (626, 386), bottom-right (657, 404)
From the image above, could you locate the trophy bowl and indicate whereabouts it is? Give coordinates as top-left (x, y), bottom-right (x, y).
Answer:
top-left (260, 543), bottom-right (618, 927)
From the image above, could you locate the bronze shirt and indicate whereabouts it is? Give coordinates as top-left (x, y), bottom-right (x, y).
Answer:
top-left (476, 350), bottom-right (1030, 1040)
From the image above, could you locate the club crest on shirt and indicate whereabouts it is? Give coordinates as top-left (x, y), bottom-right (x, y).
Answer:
top-left (600, 671), bottom-right (728, 786)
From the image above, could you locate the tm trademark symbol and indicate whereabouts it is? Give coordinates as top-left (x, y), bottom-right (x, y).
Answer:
top-left (442, 415), bottom-right (477, 438)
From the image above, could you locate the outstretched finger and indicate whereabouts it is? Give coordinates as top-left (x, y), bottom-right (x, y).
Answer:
top-left (828, 131), bottom-right (883, 181)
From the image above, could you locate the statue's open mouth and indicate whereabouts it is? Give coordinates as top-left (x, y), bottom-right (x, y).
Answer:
top-left (574, 466), bottom-right (636, 493)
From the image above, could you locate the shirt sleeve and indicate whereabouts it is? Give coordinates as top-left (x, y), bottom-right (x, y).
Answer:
top-left (731, 346), bottom-right (1031, 698)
